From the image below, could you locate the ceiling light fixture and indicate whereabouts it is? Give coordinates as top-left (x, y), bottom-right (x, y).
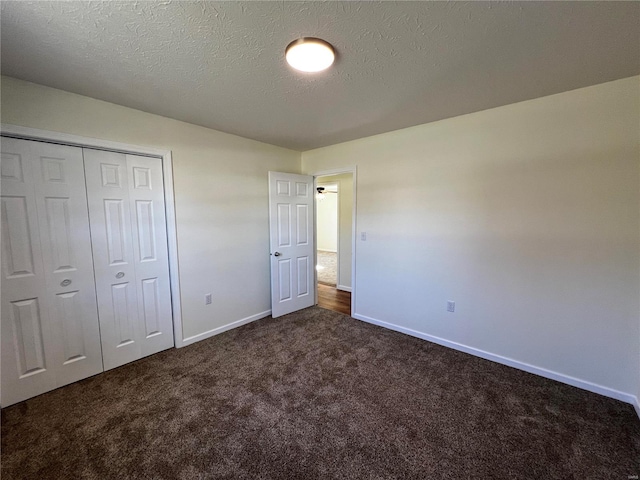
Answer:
top-left (286, 38), bottom-right (335, 73)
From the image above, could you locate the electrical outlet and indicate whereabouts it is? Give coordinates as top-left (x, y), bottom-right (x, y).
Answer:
top-left (447, 301), bottom-right (455, 313)
top-left (205, 293), bottom-right (212, 305)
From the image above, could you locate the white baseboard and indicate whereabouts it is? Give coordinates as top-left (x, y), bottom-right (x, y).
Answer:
top-left (181, 310), bottom-right (271, 347)
top-left (352, 312), bottom-right (637, 408)
top-left (317, 249), bottom-right (337, 253)
top-left (336, 285), bottom-right (352, 292)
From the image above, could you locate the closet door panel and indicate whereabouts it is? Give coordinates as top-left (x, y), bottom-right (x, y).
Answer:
top-left (29, 141), bottom-right (104, 386)
top-left (1, 139), bottom-right (57, 405)
top-left (127, 155), bottom-right (174, 356)
top-left (84, 149), bottom-right (142, 370)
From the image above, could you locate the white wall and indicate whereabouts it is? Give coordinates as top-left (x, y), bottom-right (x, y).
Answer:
top-left (317, 174), bottom-right (353, 290)
top-left (303, 76), bottom-right (640, 402)
top-left (1, 76), bottom-right (301, 342)
top-left (316, 184), bottom-right (338, 252)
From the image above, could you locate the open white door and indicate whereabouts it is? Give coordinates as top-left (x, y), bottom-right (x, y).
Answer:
top-left (268, 172), bottom-right (315, 318)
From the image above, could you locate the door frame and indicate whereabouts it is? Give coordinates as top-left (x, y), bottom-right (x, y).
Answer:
top-left (310, 166), bottom-right (357, 317)
top-left (0, 123), bottom-right (185, 347)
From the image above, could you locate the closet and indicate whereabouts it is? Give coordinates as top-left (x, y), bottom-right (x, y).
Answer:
top-left (1, 137), bottom-right (174, 406)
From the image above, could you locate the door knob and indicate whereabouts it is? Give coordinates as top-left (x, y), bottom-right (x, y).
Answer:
top-left (60, 279), bottom-right (72, 287)
top-left (274, 252), bottom-right (282, 257)
top-left (115, 272), bottom-right (125, 279)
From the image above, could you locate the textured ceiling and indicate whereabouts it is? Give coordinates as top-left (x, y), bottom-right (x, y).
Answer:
top-left (1, 1), bottom-right (638, 151)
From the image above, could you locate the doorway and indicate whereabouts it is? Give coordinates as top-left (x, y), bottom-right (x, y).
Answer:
top-left (315, 172), bottom-right (354, 316)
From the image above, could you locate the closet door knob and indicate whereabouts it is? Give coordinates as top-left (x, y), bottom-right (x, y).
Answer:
top-left (274, 252), bottom-right (281, 257)
top-left (60, 279), bottom-right (72, 287)
top-left (115, 272), bottom-right (125, 279)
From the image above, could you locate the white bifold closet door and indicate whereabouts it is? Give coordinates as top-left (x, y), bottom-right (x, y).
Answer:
top-left (1, 138), bottom-right (103, 406)
top-left (83, 149), bottom-right (173, 371)
top-left (1, 139), bottom-right (174, 406)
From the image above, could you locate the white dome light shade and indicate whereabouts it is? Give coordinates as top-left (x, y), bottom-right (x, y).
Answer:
top-left (286, 38), bottom-right (335, 73)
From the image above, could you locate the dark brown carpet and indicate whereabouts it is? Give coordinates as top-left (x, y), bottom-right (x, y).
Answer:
top-left (2, 307), bottom-right (639, 479)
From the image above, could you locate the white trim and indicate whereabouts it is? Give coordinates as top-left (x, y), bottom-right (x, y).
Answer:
top-left (310, 166), bottom-right (358, 177)
top-left (0, 123), bottom-right (185, 348)
top-left (352, 312), bottom-right (638, 407)
top-left (160, 153), bottom-right (185, 348)
top-left (633, 396), bottom-right (640, 419)
top-left (181, 310), bottom-right (271, 347)
top-left (310, 166), bottom-right (357, 317)
top-left (337, 285), bottom-right (352, 293)
top-left (1, 124), bottom-right (168, 157)
top-left (313, 185), bottom-right (318, 306)
top-left (335, 180), bottom-right (342, 288)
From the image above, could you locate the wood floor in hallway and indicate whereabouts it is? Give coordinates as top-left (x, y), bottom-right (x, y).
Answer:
top-left (317, 283), bottom-right (351, 316)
